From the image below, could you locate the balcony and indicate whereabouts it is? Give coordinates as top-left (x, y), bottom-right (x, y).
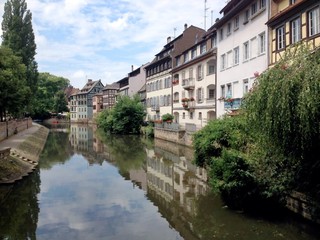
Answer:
top-left (182, 78), bottom-right (195, 90)
top-left (182, 100), bottom-right (195, 111)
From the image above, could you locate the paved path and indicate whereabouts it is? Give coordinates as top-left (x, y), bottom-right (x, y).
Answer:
top-left (0, 123), bottom-right (48, 184)
top-left (0, 123), bottom-right (42, 150)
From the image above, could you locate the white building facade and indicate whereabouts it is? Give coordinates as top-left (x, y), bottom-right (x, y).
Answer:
top-left (215, 0), bottom-right (269, 118)
top-left (172, 28), bottom-right (217, 129)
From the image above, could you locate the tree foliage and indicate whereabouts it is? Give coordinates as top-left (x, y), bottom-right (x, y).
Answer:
top-left (193, 46), bottom-right (320, 211)
top-left (243, 45), bottom-right (320, 195)
top-left (0, 46), bottom-right (30, 121)
top-left (1, 0), bottom-right (38, 94)
top-left (31, 72), bottom-right (70, 119)
top-left (97, 95), bottom-right (146, 134)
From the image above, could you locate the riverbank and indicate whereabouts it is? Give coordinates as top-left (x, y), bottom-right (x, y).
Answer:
top-left (0, 123), bottom-right (49, 184)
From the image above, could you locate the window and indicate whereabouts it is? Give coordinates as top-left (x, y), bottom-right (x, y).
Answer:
top-left (189, 68), bottom-right (194, 79)
top-left (198, 112), bottom-right (202, 120)
top-left (226, 84), bottom-right (232, 98)
top-left (258, 32), bottom-right (266, 54)
top-left (181, 71), bottom-right (185, 80)
top-left (207, 84), bottom-right (215, 99)
top-left (212, 35), bottom-right (217, 47)
top-left (182, 112), bottom-right (185, 119)
top-left (243, 79), bottom-right (249, 94)
top-left (221, 54), bottom-right (226, 70)
top-left (259, 0), bottom-right (266, 9)
top-left (227, 22), bottom-right (232, 35)
top-left (200, 42), bottom-right (207, 54)
top-left (184, 52), bottom-right (189, 63)
top-left (227, 51), bottom-right (233, 68)
top-left (173, 92), bottom-right (179, 102)
top-left (244, 9), bottom-right (250, 23)
top-left (234, 16), bottom-right (239, 30)
top-left (243, 41), bottom-right (249, 61)
top-left (190, 112), bottom-right (193, 119)
top-left (207, 59), bottom-right (215, 75)
top-left (277, 26), bottom-right (285, 50)
top-left (220, 28), bottom-right (224, 41)
top-left (197, 64), bottom-right (203, 80)
top-left (291, 18), bottom-right (301, 44)
top-left (233, 47), bottom-right (239, 65)
top-left (197, 88), bottom-right (204, 103)
top-left (176, 56), bottom-right (181, 66)
top-left (308, 7), bottom-right (320, 37)
top-left (221, 85), bottom-right (225, 98)
top-left (251, 2), bottom-right (257, 15)
top-left (191, 48), bottom-right (197, 59)
top-left (290, 0), bottom-right (296, 4)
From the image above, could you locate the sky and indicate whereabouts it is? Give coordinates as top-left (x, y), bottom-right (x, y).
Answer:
top-left (0, 0), bottom-right (225, 89)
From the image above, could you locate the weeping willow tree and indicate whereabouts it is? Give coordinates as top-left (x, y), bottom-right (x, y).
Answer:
top-left (244, 45), bottom-right (320, 197)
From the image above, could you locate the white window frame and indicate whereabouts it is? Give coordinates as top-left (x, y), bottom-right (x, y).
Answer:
top-left (308, 7), bottom-right (320, 37)
top-left (243, 79), bottom-right (249, 94)
top-left (258, 32), bottom-right (266, 54)
top-left (227, 22), bottom-right (232, 36)
top-left (234, 16), bottom-right (239, 30)
top-left (200, 42), bottom-right (207, 54)
top-left (291, 17), bottom-right (301, 44)
top-left (243, 41), bottom-right (249, 61)
top-left (220, 28), bottom-right (224, 41)
top-left (277, 26), bottom-right (285, 50)
top-left (233, 47), bottom-right (239, 65)
top-left (221, 54), bottom-right (226, 70)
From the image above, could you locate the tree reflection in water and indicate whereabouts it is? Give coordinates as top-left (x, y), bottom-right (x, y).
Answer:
top-left (0, 169), bottom-right (40, 240)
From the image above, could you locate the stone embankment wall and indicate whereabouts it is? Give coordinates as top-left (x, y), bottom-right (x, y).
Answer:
top-left (0, 118), bottom-right (33, 142)
top-left (154, 128), bottom-right (193, 147)
top-left (0, 124), bottom-right (49, 184)
top-left (286, 191), bottom-right (319, 223)
top-left (154, 126), bottom-right (320, 223)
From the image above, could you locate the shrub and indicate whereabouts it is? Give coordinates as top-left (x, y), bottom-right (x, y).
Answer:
top-left (161, 113), bottom-right (174, 122)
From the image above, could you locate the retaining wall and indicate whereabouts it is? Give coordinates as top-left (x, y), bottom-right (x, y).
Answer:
top-left (0, 118), bottom-right (33, 142)
top-left (154, 127), bottom-right (193, 147)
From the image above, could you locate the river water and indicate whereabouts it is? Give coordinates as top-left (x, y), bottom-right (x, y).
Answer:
top-left (0, 124), bottom-right (320, 240)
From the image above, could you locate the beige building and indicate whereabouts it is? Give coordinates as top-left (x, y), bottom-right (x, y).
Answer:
top-left (267, 0), bottom-right (320, 65)
top-left (145, 25), bottom-right (207, 121)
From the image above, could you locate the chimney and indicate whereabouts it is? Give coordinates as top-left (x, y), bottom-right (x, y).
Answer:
top-left (131, 65), bottom-right (134, 72)
top-left (184, 23), bottom-right (188, 30)
top-left (167, 36), bottom-right (171, 43)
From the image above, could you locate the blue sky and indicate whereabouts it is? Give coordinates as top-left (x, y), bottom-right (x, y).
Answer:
top-left (0, 0), bottom-right (225, 89)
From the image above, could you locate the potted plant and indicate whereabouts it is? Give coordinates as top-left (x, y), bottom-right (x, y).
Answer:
top-left (161, 113), bottom-right (174, 123)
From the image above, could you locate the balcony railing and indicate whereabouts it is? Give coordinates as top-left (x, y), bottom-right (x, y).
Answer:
top-left (182, 100), bottom-right (195, 111)
top-left (182, 78), bottom-right (195, 90)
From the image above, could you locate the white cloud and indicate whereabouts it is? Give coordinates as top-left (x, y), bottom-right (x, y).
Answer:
top-left (0, 0), bottom-right (225, 88)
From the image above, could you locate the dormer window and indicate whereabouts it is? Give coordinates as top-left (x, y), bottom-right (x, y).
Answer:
top-left (200, 42), bottom-right (207, 54)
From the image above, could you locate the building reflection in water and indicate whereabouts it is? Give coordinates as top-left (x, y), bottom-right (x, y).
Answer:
top-left (147, 138), bottom-right (208, 214)
top-left (69, 124), bottom-right (208, 213)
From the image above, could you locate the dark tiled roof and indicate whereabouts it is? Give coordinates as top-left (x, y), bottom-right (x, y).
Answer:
top-left (81, 80), bottom-right (101, 93)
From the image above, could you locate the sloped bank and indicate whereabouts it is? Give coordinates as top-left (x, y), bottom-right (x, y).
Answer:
top-left (0, 125), bottom-right (49, 184)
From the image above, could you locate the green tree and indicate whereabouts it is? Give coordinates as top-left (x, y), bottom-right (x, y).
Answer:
top-left (53, 90), bottom-right (69, 113)
top-left (32, 72), bottom-right (69, 119)
top-left (1, 0), bottom-right (38, 95)
top-left (243, 45), bottom-right (320, 196)
top-left (97, 95), bottom-right (146, 134)
top-left (0, 46), bottom-right (30, 121)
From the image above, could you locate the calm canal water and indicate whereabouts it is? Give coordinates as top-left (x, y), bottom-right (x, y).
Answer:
top-left (1, 123), bottom-right (320, 240)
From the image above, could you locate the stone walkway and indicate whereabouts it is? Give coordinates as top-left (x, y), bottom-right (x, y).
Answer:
top-left (0, 123), bottom-right (49, 184)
